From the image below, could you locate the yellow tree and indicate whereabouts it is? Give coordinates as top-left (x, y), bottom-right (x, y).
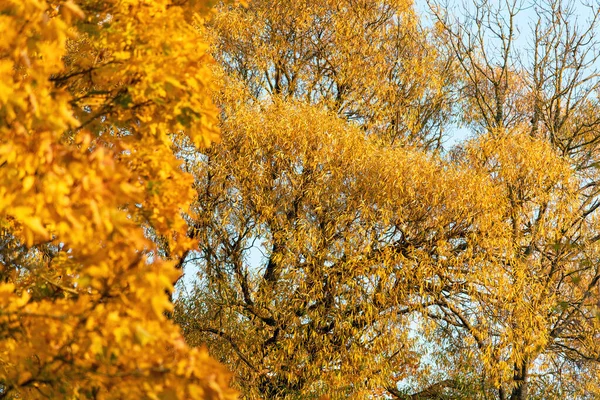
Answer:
top-left (174, 99), bottom-right (503, 398)
top-left (209, 0), bottom-right (457, 150)
top-left (0, 0), bottom-right (235, 398)
top-left (421, 1), bottom-right (600, 398)
top-left (172, 0), bottom-right (600, 398)
top-left (414, 130), bottom-right (600, 400)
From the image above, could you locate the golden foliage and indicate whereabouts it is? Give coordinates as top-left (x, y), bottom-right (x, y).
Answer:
top-left (0, 0), bottom-right (235, 398)
top-left (175, 1), bottom-right (600, 399)
top-left (175, 99), bottom-right (501, 398)
top-left (209, 0), bottom-right (457, 150)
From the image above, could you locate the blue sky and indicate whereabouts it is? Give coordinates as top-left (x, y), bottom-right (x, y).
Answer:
top-left (416, 0), bottom-right (598, 149)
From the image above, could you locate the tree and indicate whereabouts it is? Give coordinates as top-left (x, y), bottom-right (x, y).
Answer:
top-left (175, 0), bottom-right (600, 399)
top-left (421, 130), bottom-right (600, 400)
top-left (420, 1), bottom-right (600, 398)
top-left (174, 98), bottom-right (506, 398)
top-left (0, 0), bottom-right (235, 398)
top-left (208, 0), bottom-right (457, 150)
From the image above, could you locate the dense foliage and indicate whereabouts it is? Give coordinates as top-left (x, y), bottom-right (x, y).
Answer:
top-left (174, 0), bottom-right (600, 399)
top-left (2, 0), bottom-right (600, 399)
top-left (0, 0), bottom-right (235, 398)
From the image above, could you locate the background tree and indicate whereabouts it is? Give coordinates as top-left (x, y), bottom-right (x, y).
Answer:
top-left (174, 98), bottom-right (510, 398)
top-left (209, 0), bottom-right (457, 150)
top-left (415, 130), bottom-right (600, 400)
top-left (173, 0), bottom-right (600, 399)
top-left (422, 0), bottom-right (600, 398)
top-left (0, 0), bottom-right (235, 398)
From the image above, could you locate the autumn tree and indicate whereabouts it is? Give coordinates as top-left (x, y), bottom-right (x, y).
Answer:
top-left (0, 0), bottom-right (235, 398)
top-left (418, 1), bottom-right (600, 398)
top-left (171, 0), bottom-right (464, 397)
top-left (208, 0), bottom-right (457, 150)
top-left (174, 99), bottom-right (503, 398)
top-left (172, 0), bottom-right (600, 399)
top-left (413, 130), bottom-right (600, 400)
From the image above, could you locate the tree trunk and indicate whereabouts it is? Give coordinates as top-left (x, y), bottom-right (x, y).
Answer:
top-left (509, 361), bottom-right (529, 400)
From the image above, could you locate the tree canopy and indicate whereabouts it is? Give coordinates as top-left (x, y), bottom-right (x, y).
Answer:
top-left (0, 0), bottom-right (235, 398)
top-left (2, 0), bottom-right (600, 399)
top-left (175, 0), bottom-right (600, 399)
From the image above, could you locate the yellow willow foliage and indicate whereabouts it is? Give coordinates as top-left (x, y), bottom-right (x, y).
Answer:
top-left (175, 99), bottom-right (504, 398)
top-left (420, 130), bottom-right (600, 398)
top-left (421, 2), bottom-right (600, 396)
top-left (209, 0), bottom-right (456, 150)
top-left (0, 1), bottom-right (236, 398)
